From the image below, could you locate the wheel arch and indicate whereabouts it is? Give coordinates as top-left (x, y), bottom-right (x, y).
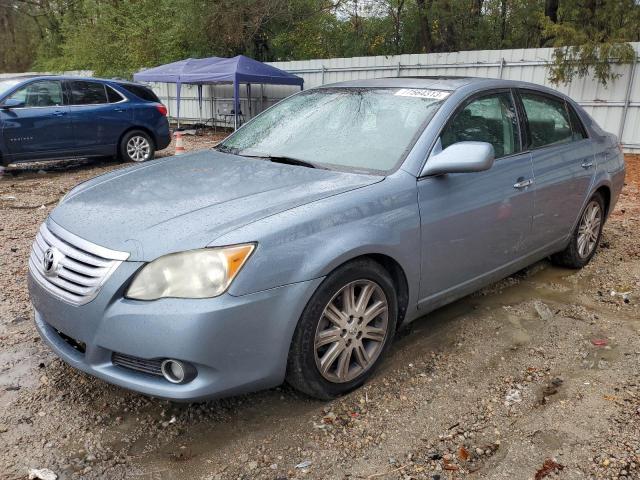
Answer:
top-left (315, 252), bottom-right (411, 329)
top-left (594, 184), bottom-right (611, 217)
top-left (117, 126), bottom-right (157, 151)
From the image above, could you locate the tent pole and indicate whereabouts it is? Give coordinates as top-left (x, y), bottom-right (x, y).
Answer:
top-left (198, 84), bottom-right (203, 126)
top-left (176, 82), bottom-right (181, 129)
top-left (233, 77), bottom-right (239, 130)
top-left (165, 83), bottom-right (171, 118)
top-left (247, 84), bottom-right (252, 120)
top-left (260, 84), bottom-right (264, 113)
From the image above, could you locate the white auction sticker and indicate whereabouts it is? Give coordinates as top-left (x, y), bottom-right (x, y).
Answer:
top-left (394, 88), bottom-right (451, 100)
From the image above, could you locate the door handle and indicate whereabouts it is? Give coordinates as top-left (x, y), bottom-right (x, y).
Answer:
top-left (513, 178), bottom-right (533, 189)
top-left (581, 161), bottom-right (594, 169)
top-left (52, 111), bottom-right (67, 117)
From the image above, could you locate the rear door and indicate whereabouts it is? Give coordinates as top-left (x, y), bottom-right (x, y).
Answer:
top-left (517, 90), bottom-right (595, 248)
top-left (0, 79), bottom-right (74, 161)
top-left (66, 80), bottom-right (133, 155)
top-left (417, 90), bottom-right (535, 305)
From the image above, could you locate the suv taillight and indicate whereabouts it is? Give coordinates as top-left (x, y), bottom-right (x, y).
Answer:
top-left (155, 104), bottom-right (168, 116)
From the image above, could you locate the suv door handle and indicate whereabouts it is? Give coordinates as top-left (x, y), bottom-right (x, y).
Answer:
top-left (52, 111), bottom-right (67, 117)
top-left (581, 160), bottom-right (594, 169)
top-left (513, 178), bottom-right (533, 189)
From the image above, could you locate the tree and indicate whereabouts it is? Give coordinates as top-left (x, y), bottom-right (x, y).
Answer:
top-left (543, 0), bottom-right (640, 85)
top-left (0, 0), bottom-right (638, 88)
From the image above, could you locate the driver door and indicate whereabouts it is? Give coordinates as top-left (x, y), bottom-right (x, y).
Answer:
top-left (417, 90), bottom-right (535, 308)
top-left (1, 79), bottom-right (73, 161)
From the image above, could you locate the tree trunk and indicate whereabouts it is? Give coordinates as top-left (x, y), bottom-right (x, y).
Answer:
top-left (545, 0), bottom-right (559, 23)
top-left (501, 0), bottom-right (507, 45)
top-left (416, 0), bottom-right (433, 53)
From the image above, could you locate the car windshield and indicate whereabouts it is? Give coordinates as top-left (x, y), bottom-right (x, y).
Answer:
top-left (218, 87), bottom-right (449, 174)
top-left (0, 80), bottom-right (21, 98)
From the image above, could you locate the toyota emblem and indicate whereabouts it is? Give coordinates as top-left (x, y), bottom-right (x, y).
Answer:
top-left (43, 247), bottom-right (60, 276)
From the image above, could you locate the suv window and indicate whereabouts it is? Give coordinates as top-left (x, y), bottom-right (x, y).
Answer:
top-left (566, 103), bottom-right (588, 140)
top-left (119, 84), bottom-right (160, 102)
top-left (441, 92), bottom-right (519, 159)
top-left (7, 80), bottom-right (64, 107)
top-left (520, 92), bottom-right (572, 148)
top-left (69, 81), bottom-right (108, 105)
top-left (106, 85), bottom-right (125, 103)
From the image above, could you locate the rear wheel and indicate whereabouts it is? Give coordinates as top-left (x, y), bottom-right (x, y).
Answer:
top-left (551, 192), bottom-right (605, 269)
top-left (286, 259), bottom-right (397, 399)
top-left (119, 130), bottom-right (155, 163)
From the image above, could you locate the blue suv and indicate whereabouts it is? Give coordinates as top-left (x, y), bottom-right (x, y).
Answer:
top-left (0, 76), bottom-right (171, 165)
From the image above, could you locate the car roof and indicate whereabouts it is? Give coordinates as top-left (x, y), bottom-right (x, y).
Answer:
top-left (319, 76), bottom-right (559, 95)
top-left (320, 76), bottom-right (482, 91)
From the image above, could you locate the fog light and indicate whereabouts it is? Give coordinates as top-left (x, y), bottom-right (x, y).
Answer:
top-left (160, 359), bottom-right (195, 384)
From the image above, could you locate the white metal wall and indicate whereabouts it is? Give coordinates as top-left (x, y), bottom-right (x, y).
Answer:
top-left (148, 44), bottom-right (640, 152)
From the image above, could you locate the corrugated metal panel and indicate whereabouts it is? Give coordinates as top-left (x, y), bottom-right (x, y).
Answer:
top-left (145, 44), bottom-right (640, 152)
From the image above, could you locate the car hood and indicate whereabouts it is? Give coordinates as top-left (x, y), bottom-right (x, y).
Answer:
top-left (50, 151), bottom-right (381, 261)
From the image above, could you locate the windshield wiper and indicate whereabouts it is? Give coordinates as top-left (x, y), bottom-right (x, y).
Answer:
top-left (266, 155), bottom-right (319, 169)
top-left (214, 144), bottom-right (239, 154)
top-left (241, 153), bottom-right (321, 169)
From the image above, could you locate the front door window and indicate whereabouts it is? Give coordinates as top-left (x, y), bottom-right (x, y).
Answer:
top-left (441, 92), bottom-right (520, 159)
top-left (7, 80), bottom-right (64, 108)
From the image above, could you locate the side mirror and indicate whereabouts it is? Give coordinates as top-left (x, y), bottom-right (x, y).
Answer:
top-left (1, 98), bottom-right (25, 109)
top-left (421, 141), bottom-right (495, 176)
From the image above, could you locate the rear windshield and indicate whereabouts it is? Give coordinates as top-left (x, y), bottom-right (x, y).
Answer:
top-left (119, 84), bottom-right (160, 102)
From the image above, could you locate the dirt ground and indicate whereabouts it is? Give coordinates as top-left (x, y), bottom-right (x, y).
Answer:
top-left (0, 137), bottom-right (638, 480)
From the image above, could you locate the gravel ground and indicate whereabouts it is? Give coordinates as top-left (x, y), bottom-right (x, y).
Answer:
top-left (0, 139), bottom-right (638, 480)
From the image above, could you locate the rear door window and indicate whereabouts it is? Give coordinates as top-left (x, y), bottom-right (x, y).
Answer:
top-left (69, 81), bottom-right (108, 105)
top-left (520, 91), bottom-right (573, 148)
top-left (7, 80), bottom-right (64, 107)
top-left (119, 84), bottom-right (160, 102)
top-left (441, 92), bottom-right (520, 159)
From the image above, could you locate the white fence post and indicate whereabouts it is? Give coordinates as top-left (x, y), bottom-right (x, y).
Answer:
top-left (619, 56), bottom-right (637, 141)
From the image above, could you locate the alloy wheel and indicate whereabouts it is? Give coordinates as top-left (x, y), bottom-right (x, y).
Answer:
top-left (577, 200), bottom-right (602, 258)
top-left (126, 135), bottom-right (151, 162)
top-left (314, 279), bottom-right (389, 383)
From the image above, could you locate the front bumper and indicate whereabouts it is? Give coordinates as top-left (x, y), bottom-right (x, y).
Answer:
top-left (29, 261), bottom-right (322, 401)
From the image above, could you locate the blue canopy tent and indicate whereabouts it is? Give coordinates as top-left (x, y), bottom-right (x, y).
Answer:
top-left (133, 55), bottom-right (304, 129)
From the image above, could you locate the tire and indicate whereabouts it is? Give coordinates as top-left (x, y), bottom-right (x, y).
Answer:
top-left (551, 192), bottom-right (605, 269)
top-left (119, 130), bottom-right (155, 163)
top-left (286, 259), bottom-right (398, 400)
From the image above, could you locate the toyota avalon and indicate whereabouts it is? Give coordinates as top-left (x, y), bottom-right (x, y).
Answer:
top-left (28, 77), bottom-right (625, 400)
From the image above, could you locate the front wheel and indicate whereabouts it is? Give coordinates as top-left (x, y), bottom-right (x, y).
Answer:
top-left (551, 192), bottom-right (605, 269)
top-left (286, 259), bottom-right (397, 399)
top-left (119, 130), bottom-right (155, 163)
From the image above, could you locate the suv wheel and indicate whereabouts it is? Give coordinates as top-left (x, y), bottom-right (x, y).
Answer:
top-left (120, 130), bottom-right (155, 162)
top-left (286, 259), bottom-right (397, 399)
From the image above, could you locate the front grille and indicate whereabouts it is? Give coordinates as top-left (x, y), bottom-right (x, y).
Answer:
top-left (28, 221), bottom-right (129, 305)
top-left (112, 352), bottom-right (163, 377)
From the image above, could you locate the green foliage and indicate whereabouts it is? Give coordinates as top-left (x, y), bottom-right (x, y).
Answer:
top-left (1, 0), bottom-right (639, 85)
top-left (543, 0), bottom-right (640, 85)
top-left (0, 6), bottom-right (41, 72)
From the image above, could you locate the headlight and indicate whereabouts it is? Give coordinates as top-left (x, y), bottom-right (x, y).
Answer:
top-left (125, 244), bottom-right (255, 300)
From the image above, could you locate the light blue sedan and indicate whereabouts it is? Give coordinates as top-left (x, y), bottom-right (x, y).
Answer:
top-left (28, 77), bottom-right (625, 401)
